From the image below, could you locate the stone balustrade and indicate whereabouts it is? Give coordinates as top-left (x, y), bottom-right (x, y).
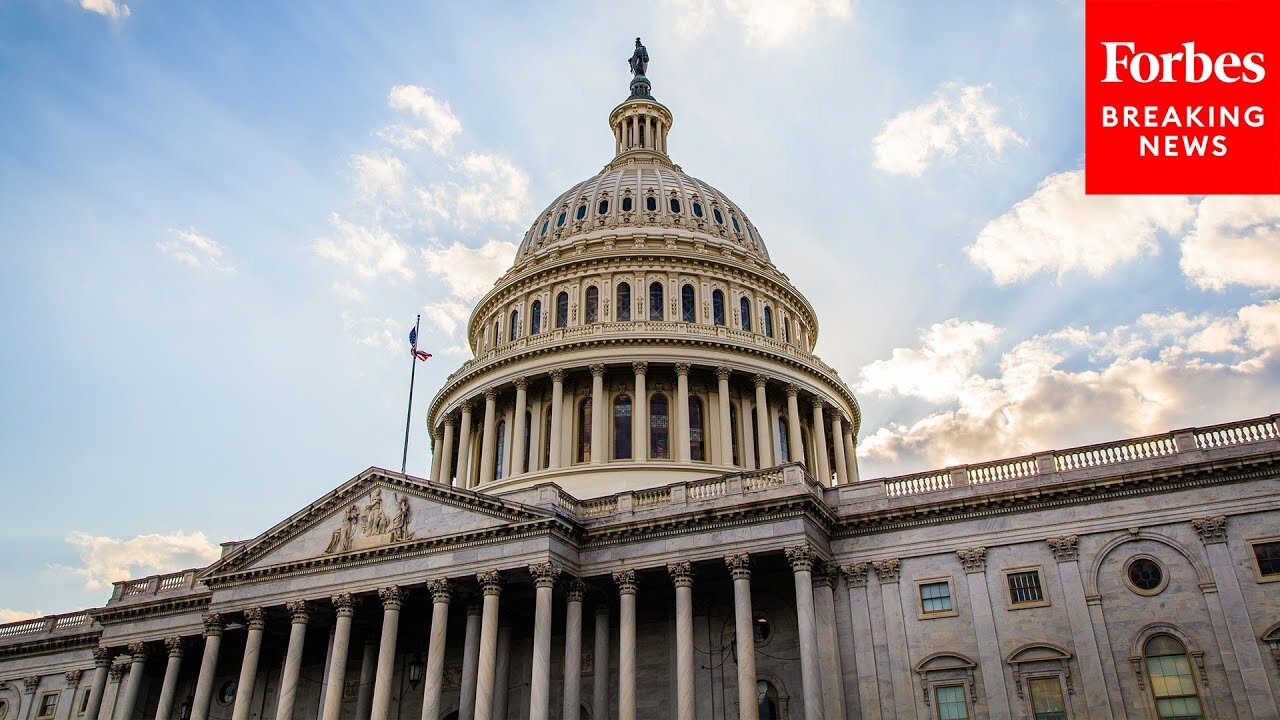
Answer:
top-left (108, 569), bottom-right (201, 604)
top-left (0, 610), bottom-right (93, 642)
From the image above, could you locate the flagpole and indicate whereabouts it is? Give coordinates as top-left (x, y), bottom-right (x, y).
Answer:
top-left (401, 314), bottom-right (421, 475)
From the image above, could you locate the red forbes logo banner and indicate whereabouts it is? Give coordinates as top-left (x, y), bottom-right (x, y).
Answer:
top-left (1086, 0), bottom-right (1280, 194)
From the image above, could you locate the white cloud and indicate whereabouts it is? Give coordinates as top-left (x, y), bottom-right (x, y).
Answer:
top-left (80, 0), bottom-right (130, 19)
top-left (351, 153), bottom-right (408, 209)
top-left (59, 531), bottom-right (220, 590)
top-left (415, 152), bottom-right (531, 231)
top-left (381, 85), bottom-right (463, 155)
top-left (872, 84), bottom-right (1024, 177)
top-left (340, 313), bottom-right (404, 356)
top-left (965, 170), bottom-right (1196, 284)
top-left (857, 319), bottom-right (1001, 402)
top-left (157, 227), bottom-right (234, 272)
top-left (424, 299), bottom-right (473, 338)
top-left (1180, 195), bottom-right (1280, 291)
top-left (663, 0), bottom-right (852, 45)
top-left (313, 214), bottom-right (414, 281)
top-left (421, 239), bottom-right (517, 302)
top-left (0, 608), bottom-right (41, 623)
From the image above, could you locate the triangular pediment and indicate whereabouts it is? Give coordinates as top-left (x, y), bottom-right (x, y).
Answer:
top-left (200, 468), bottom-right (555, 580)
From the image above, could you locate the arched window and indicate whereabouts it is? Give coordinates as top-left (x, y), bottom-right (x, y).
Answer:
top-left (681, 284), bottom-right (696, 322)
top-left (613, 396), bottom-right (632, 460)
top-left (669, 197), bottom-right (681, 213)
top-left (543, 411), bottom-right (552, 469)
top-left (650, 394), bottom-right (670, 459)
top-left (576, 204), bottom-right (587, 220)
top-left (555, 292), bottom-right (569, 329)
top-left (509, 309), bottom-right (520, 341)
top-left (689, 397), bottom-right (705, 461)
top-left (494, 421), bottom-right (506, 480)
top-left (622, 196), bottom-right (633, 213)
top-left (782, 317), bottom-right (790, 343)
top-left (740, 297), bottom-right (752, 331)
top-left (493, 318), bottom-right (501, 346)
top-left (556, 211), bottom-right (566, 227)
top-left (522, 410), bottom-right (532, 475)
top-left (731, 214), bottom-right (741, 232)
top-left (585, 286), bottom-right (599, 324)
top-left (645, 195), bottom-right (657, 212)
top-left (757, 681), bottom-right (780, 720)
top-left (530, 300), bottom-right (542, 335)
top-left (578, 398), bottom-right (592, 463)
top-left (777, 417), bottom-right (790, 461)
top-left (540, 219), bottom-right (549, 236)
top-left (730, 403), bottom-right (740, 465)
top-left (598, 199), bottom-right (609, 215)
top-left (1144, 634), bottom-right (1204, 719)
top-left (750, 405), bottom-right (761, 466)
top-left (649, 282), bottom-right (664, 321)
top-left (616, 283), bottom-right (631, 321)
top-left (712, 290), bottom-right (726, 326)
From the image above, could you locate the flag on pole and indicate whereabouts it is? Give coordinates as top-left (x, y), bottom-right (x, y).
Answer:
top-left (408, 326), bottom-right (432, 361)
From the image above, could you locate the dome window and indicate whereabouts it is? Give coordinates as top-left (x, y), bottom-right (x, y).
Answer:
top-left (713, 208), bottom-right (724, 224)
top-left (509, 309), bottom-right (521, 341)
top-left (731, 214), bottom-right (741, 232)
top-left (555, 292), bottom-right (569, 329)
top-left (669, 197), bottom-right (681, 213)
top-left (530, 300), bottom-right (542, 335)
top-left (578, 397), bottom-right (593, 463)
top-left (495, 420), bottom-right (506, 480)
top-left (585, 286), bottom-right (599, 324)
top-left (689, 396), bottom-right (705, 461)
top-left (681, 284), bottom-right (695, 322)
top-left (598, 199), bottom-right (609, 215)
top-left (650, 393), bottom-right (670, 459)
top-left (712, 290), bottom-right (726, 326)
top-left (576, 204), bottom-right (587, 221)
top-left (763, 307), bottom-right (774, 338)
top-left (740, 297), bottom-right (752, 331)
top-left (540, 220), bottom-right (549, 236)
top-left (782, 317), bottom-right (790, 343)
top-left (692, 202), bottom-right (704, 218)
top-left (622, 197), bottom-right (633, 212)
top-left (649, 281), bottom-right (664, 321)
top-left (613, 395), bottom-right (632, 460)
top-left (616, 283), bottom-right (631, 321)
top-left (645, 196), bottom-right (657, 212)
top-left (556, 211), bottom-right (566, 227)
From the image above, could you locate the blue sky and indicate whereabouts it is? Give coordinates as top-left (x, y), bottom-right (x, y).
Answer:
top-left (1, 0), bottom-right (1276, 619)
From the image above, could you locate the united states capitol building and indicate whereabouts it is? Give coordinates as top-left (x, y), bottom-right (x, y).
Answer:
top-left (3, 44), bottom-right (1280, 720)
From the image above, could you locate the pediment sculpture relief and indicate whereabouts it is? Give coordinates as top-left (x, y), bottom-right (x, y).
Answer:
top-left (324, 488), bottom-right (415, 555)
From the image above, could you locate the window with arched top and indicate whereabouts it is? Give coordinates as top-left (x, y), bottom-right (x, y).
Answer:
top-left (1144, 634), bottom-right (1203, 719)
top-left (621, 196), bottom-right (633, 213)
top-left (712, 290), bottom-right (726, 326)
top-left (543, 411), bottom-right (552, 469)
top-left (689, 396), bottom-right (705, 461)
top-left (763, 306), bottom-right (774, 338)
top-left (650, 393), bottom-right (670, 459)
top-left (616, 283), bottom-right (631, 321)
top-left (556, 292), bottom-right (569, 329)
top-left (494, 420), bottom-right (506, 480)
top-left (493, 318), bottom-right (501, 346)
top-left (645, 195), bottom-right (657, 212)
top-left (669, 197), bottom-right (681, 213)
top-left (782, 317), bottom-right (790, 343)
top-left (556, 211), bottom-right (566, 227)
top-left (713, 207), bottom-right (724, 224)
top-left (509, 309), bottom-right (520, 341)
top-left (776, 417), bottom-right (790, 461)
top-left (613, 396), bottom-right (632, 460)
top-left (530, 300), bottom-right (542, 335)
top-left (740, 297), bottom-right (752, 331)
top-left (692, 201), bottom-right (704, 218)
top-left (578, 397), bottom-right (592, 463)
top-left (756, 681), bottom-right (781, 720)
top-left (585, 286), bottom-right (599, 324)
top-left (681, 284), bottom-right (695, 322)
top-left (729, 403), bottom-right (740, 465)
top-left (521, 410), bottom-right (532, 475)
top-left (649, 282), bottom-right (664, 321)
top-left (598, 199), bottom-right (609, 215)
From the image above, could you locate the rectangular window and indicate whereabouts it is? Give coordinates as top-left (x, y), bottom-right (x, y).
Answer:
top-left (1008, 570), bottom-right (1045, 605)
top-left (920, 581), bottom-right (952, 614)
top-left (37, 693), bottom-right (58, 719)
top-left (934, 685), bottom-right (969, 720)
top-left (1253, 540), bottom-right (1280, 577)
top-left (1027, 677), bottom-right (1067, 720)
top-left (79, 691), bottom-right (90, 714)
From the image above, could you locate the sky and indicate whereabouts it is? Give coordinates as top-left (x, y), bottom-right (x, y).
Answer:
top-left (1, 0), bottom-right (1277, 620)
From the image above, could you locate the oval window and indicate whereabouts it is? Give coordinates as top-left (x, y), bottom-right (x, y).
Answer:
top-left (576, 204), bottom-right (587, 220)
top-left (598, 199), bottom-right (609, 215)
top-left (622, 196), bottom-right (633, 212)
top-left (540, 220), bottom-right (549, 236)
top-left (556, 211), bottom-right (566, 227)
top-left (713, 208), bottom-right (724, 224)
top-left (669, 197), bottom-right (681, 213)
top-left (645, 196), bottom-right (657, 212)
top-left (731, 214), bottom-right (741, 232)
top-left (1127, 557), bottom-right (1165, 594)
top-left (692, 202), bottom-right (704, 218)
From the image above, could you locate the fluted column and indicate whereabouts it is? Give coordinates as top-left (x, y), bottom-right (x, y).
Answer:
top-left (753, 375), bottom-right (772, 467)
top-left (473, 572), bottom-right (503, 720)
top-left (85, 648), bottom-right (111, 720)
top-left (786, 546), bottom-right (825, 720)
top-left (437, 420), bottom-right (455, 484)
top-left (528, 564), bottom-right (560, 720)
top-left (103, 666), bottom-right (123, 720)
top-left (429, 428), bottom-right (443, 481)
top-left (785, 385), bottom-right (804, 463)
top-left (716, 367), bottom-right (733, 465)
top-left (276, 602), bottom-right (310, 720)
top-left (562, 579), bottom-right (585, 720)
top-left (810, 401), bottom-right (831, 483)
top-left (632, 362), bottom-right (648, 462)
top-left (548, 370), bottom-right (565, 469)
top-left (232, 608), bottom-right (266, 720)
top-left (511, 378), bottom-right (528, 475)
top-left (725, 554), bottom-right (760, 720)
top-left (590, 364), bottom-right (606, 463)
top-left (668, 562), bottom-right (696, 720)
top-left (418, 581), bottom-right (452, 720)
top-left (189, 613), bottom-right (224, 720)
top-left (675, 363), bottom-right (691, 462)
top-left (613, 569), bottom-right (637, 720)
top-left (116, 643), bottom-right (146, 720)
top-left (812, 566), bottom-right (846, 720)
top-left (369, 588), bottom-right (403, 720)
top-left (593, 604), bottom-right (611, 720)
top-left (829, 415), bottom-right (849, 485)
top-left (153, 639), bottom-right (184, 720)
top-left (842, 429), bottom-right (859, 482)
top-left (456, 403), bottom-right (474, 486)
top-left (479, 388), bottom-right (499, 485)
top-left (458, 602), bottom-right (482, 720)
top-left (319, 596), bottom-right (355, 720)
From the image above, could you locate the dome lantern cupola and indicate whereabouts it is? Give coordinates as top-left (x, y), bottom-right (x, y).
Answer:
top-left (610, 37), bottom-right (672, 162)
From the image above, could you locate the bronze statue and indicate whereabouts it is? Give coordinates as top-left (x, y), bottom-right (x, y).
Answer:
top-left (628, 37), bottom-right (649, 77)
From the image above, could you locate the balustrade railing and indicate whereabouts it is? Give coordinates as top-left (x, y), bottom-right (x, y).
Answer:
top-left (1196, 417), bottom-right (1278, 449)
top-left (885, 471), bottom-right (951, 498)
top-left (108, 569), bottom-right (199, 603)
top-left (1055, 434), bottom-right (1177, 471)
top-left (0, 610), bottom-right (94, 641)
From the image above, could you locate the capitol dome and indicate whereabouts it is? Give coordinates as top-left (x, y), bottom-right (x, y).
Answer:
top-left (426, 58), bottom-right (861, 499)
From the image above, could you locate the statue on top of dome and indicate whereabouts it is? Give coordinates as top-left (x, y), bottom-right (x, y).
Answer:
top-left (628, 37), bottom-right (649, 77)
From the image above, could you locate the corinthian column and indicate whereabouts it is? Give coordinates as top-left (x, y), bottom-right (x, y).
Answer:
top-left (511, 378), bottom-right (529, 475)
top-left (591, 365), bottom-right (606, 463)
top-left (370, 588), bottom-right (403, 720)
top-left (725, 554), bottom-right (759, 720)
top-left (437, 419), bottom-right (455, 484)
top-left (153, 638), bottom-right (184, 720)
top-left (829, 414), bottom-right (849, 485)
top-left (116, 643), bottom-right (147, 720)
top-left (85, 648), bottom-right (111, 720)
top-left (668, 562), bottom-right (696, 720)
top-left (810, 400), bottom-right (831, 483)
top-left (276, 602), bottom-right (310, 720)
top-left (473, 572), bottom-right (503, 720)
top-left (528, 563), bottom-right (560, 720)
top-left (561, 579), bottom-right (585, 720)
top-left (613, 569), bottom-right (638, 720)
top-left (548, 370), bottom-right (565, 469)
top-left (675, 363), bottom-right (691, 462)
top-left (716, 367), bottom-right (733, 465)
top-left (190, 614), bottom-right (224, 720)
top-left (785, 545), bottom-right (825, 720)
top-left (479, 388), bottom-right (499, 485)
top-left (632, 362), bottom-right (648, 462)
top-left (232, 608), bottom-right (266, 720)
top-left (785, 385), bottom-right (804, 463)
top-left (812, 566), bottom-right (846, 720)
top-left (458, 602), bottom-right (482, 720)
top-left (753, 375), bottom-right (772, 467)
top-left (421, 581), bottom-right (452, 720)
top-left (321, 596), bottom-right (356, 720)
top-left (593, 604), bottom-right (611, 720)
top-left (456, 403), bottom-right (474, 486)
top-left (842, 428), bottom-right (859, 482)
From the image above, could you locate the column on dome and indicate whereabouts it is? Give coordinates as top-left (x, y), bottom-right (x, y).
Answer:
top-left (479, 388), bottom-right (499, 485)
top-left (675, 364), bottom-right (691, 462)
top-left (785, 386), bottom-right (804, 464)
top-left (370, 588), bottom-right (403, 720)
top-left (154, 638), bottom-right (184, 720)
top-left (84, 648), bottom-right (111, 720)
top-left (632, 362), bottom-right (648, 462)
top-left (591, 365), bottom-right (606, 464)
top-left (321, 596), bottom-right (355, 720)
top-left (811, 400), bottom-right (831, 484)
top-left (511, 378), bottom-right (528, 476)
top-left (115, 643), bottom-right (146, 720)
top-left (785, 545), bottom-right (825, 720)
top-left (527, 563), bottom-right (559, 720)
top-left (232, 608), bottom-right (266, 720)
top-left (593, 604), bottom-right (611, 720)
top-left (842, 428), bottom-right (860, 482)
top-left (528, 398), bottom-right (545, 473)
top-left (429, 428), bottom-right (443, 481)
top-left (738, 395), bottom-right (756, 470)
top-left (458, 603), bottom-right (482, 720)
top-left (277, 601), bottom-right (311, 720)
top-left (456, 403), bottom-right (474, 487)
top-left (437, 419), bottom-right (455, 484)
top-left (667, 562), bottom-right (696, 720)
top-left (613, 569), bottom-right (638, 720)
top-left (812, 566), bottom-right (846, 720)
top-left (548, 370), bottom-right (565, 469)
top-left (421, 580), bottom-right (452, 720)
top-left (753, 375), bottom-right (772, 467)
top-left (562, 579), bottom-right (586, 720)
top-left (190, 613), bottom-right (224, 720)
top-left (830, 414), bottom-right (849, 485)
top-left (473, 572), bottom-right (503, 720)
top-left (716, 368), bottom-right (733, 466)
top-left (725, 554), bottom-right (759, 720)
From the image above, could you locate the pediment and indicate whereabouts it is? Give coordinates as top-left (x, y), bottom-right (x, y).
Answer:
top-left (201, 468), bottom-right (554, 579)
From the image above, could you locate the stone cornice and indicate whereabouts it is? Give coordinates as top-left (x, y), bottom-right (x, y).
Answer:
top-left (0, 631), bottom-right (101, 661)
top-left (582, 493), bottom-right (835, 549)
top-left (89, 593), bottom-right (211, 627)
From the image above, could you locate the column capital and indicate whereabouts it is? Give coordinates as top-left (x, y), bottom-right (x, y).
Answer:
top-left (667, 561), bottom-right (694, 587)
top-left (331, 594), bottom-right (356, 618)
top-left (811, 562), bottom-right (839, 588)
top-left (1193, 515), bottom-right (1228, 545)
top-left (459, 400), bottom-right (474, 415)
top-left (612, 568), bottom-right (638, 595)
top-left (590, 363), bottom-right (607, 378)
top-left (956, 547), bottom-right (987, 574)
top-left (378, 585), bottom-right (404, 610)
top-left (22, 676), bottom-right (39, 694)
top-left (286, 600), bottom-right (311, 623)
top-left (785, 544), bottom-right (818, 573)
top-left (1046, 535), bottom-right (1080, 562)
top-left (127, 642), bottom-right (147, 661)
top-left (514, 376), bottom-right (528, 390)
top-left (631, 361), bottom-right (648, 375)
top-left (243, 606), bottom-right (266, 629)
top-left (753, 373), bottom-right (768, 389)
top-left (811, 397), bottom-right (828, 412)
top-left (785, 384), bottom-right (799, 398)
top-left (164, 636), bottom-right (184, 657)
top-left (566, 578), bottom-right (587, 602)
top-left (466, 601), bottom-right (483, 617)
top-left (674, 362), bottom-right (691, 377)
top-left (427, 579), bottom-right (451, 603)
top-left (841, 562), bottom-right (869, 588)
top-left (550, 368), bottom-right (566, 383)
top-left (201, 612), bottom-right (224, 637)
top-left (64, 670), bottom-right (83, 688)
top-left (443, 416), bottom-right (456, 429)
top-left (107, 665), bottom-right (126, 684)
top-left (483, 386), bottom-right (499, 401)
top-left (477, 570), bottom-right (504, 595)
top-left (725, 553), bottom-right (751, 579)
top-left (715, 366), bottom-right (732, 382)
top-left (872, 558), bottom-right (901, 584)
top-left (93, 647), bottom-right (113, 666)
top-left (528, 563), bottom-right (560, 589)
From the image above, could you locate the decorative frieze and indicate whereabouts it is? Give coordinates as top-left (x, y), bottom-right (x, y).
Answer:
top-left (1047, 535), bottom-right (1080, 562)
top-left (1193, 515), bottom-right (1228, 545)
top-left (528, 563), bottom-right (558, 589)
top-left (956, 547), bottom-right (987, 574)
top-left (202, 612), bottom-right (224, 637)
top-left (667, 561), bottom-right (694, 587)
top-left (428, 579), bottom-right (451, 603)
top-left (287, 600), bottom-right (311, 623)
top-left (841, 562), bottom-right (869, 588)
top-left (612, 568), bottom-right (637, 595)
top-left (872, 559), bottom-right (901, 584)
top-left (785, 544), bottom-right (817, 573)
top-left (725, 554), bottom-right (751, 580)
top-left (378, 586), bottom-right (404, 609)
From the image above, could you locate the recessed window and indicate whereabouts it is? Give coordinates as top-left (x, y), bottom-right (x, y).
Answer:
top-left (933, 685), bottom-right (969, 720)
top-left (645, 195), bottom-right (657, 212)
top-left (692, 201), bottom-right (704, 218)
top-left (1144, 634), bottom-right (1204, 720)
top-left (1027, 677), bottom-right (1067, 720)
top-left (555, 292), bottom-right (569, 329)
top-left (763, 307), bottom-right (774, 338)
top-left (613, 396), bottom-right (632, 460)
top-left (495, 420), bottom-right (506, 480)
top-left (740, 296), bottom-right (751, 332)
top-left (713, 208), bottom-right (724, 224)
top-left (576, 204), bottom-right (587, 220)
top-left (669, 197), bottom-right (681, 213)
top-left (649, 281), bottom-right (664, 321)
top-left (920, 581), bottom-right (953, 614)
top-left (1252, 540), bottom-right (1280, 577)
top-left (776, 417), bottom-right (789, 461)
top-left (598, 199), bottom-right (609, 215)
top-left (578, 398), bottom-right (592, 463)
top-left (689, 396), bottom-right (705, 461)
top-left (556, 211), bottom-right (566, 227)
top-left (650, 393), bottom-right (670, 459)
top-left (712, 290), bottom-right (725, 326)
top-left (731, 214), bottom-right (741, 232)
top-left (217, 681), bottom-right (237, 706)
top-left (37, 694), bottom-right (57, 719)
top-left (1007, 570), bottom-right (1045, 606)
top-left (1, 698), bottom-right (10, 720)
top-left (509, 309), bottom-right (520, 341)
top-left (616, 283), bottom-right (631, 321)
top-left (540, 219), bottom-right (549, 236)
top-left (530, 300), bottom-right (542, 335)
top-left (681, 284), bottom-right (695, 322)
top-left (1126, 557), bottom-right (1166, 595)
top-left (622, 196), bottom-right (633, 213)
top-left (751, 613), bottom-right (771, 644)
top-left (585, 286), bottom-right (599, 324)
top-left (79, 692), bottom-right (90, 714)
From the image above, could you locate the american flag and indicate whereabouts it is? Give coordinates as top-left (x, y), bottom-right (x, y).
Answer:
top-left (408, 326), bottom-right (432, 361)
